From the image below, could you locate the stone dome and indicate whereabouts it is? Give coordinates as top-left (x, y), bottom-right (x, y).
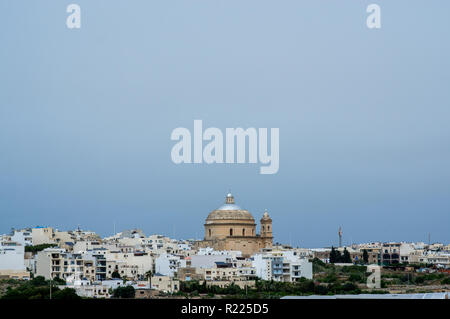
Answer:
top-left (205, 193), bottom-right (255, 223)
top-left (206, 209), bottom-right (255, 222)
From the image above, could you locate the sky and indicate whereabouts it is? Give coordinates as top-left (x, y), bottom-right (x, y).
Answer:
top-left (0, 1), bottom-right (449, 247)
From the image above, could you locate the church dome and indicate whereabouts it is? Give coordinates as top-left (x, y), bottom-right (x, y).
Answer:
top-left (206, 193), bottom-right (255, 223)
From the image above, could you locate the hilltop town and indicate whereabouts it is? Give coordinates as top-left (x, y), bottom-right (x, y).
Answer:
top-left (1, 193), bottom-right (449, 299)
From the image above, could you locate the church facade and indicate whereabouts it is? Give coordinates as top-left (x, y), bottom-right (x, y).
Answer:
top-left (196, 193), bottom-right (273, 256)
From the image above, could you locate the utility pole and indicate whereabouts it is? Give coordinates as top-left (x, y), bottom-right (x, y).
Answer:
top-left (338, 227), bottom-right (343, 248)
top-left (49, 277), bottom-right (52, 300)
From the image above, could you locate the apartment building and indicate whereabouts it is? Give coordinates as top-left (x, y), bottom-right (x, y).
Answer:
top-left (155, 253), bottom-right (187, 277)
top-left (0, 240), bottom-right (25, 271)
top-left (10, 229), bottom-right (33, 247)
top-left (363, 248), bottom-right (381, 264)
top-left (106, 260), bottom-right (139, 280)
top-left (252, 251), bottom-right (312, 282)
top-left (426, 253), bottom-right (450, 267)
top-left (149, 273), bottom-right (179, 293)
top-left (104, 250), bottom-right (153, 280)
top-left (36, 248), bottom-right (107, 281)
top-left (252, 253), bottom-right (283, 281)
top-left (200, 262), bottom-right (255, 281)
top-left (189, 254), bottom-right (233, 269)
top-left (409, 251), bottom-right (450, 267)
top-left (133, 274), bottom-right (179, 293)
top-left (0, 239), bottom-right (28, 279)
top-left (381, 243), bottom-right (401, 265)
top-left (177, 267), bottom-right (204, 281)
top-left (32, 227), bottom-right (56, 245)
top-left (399, 243), bottom-right (415, 264)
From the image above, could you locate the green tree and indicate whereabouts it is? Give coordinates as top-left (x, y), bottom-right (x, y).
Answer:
top-left (111, 271), bottom-right (121, 279)
top-left (51, 288), bottom-right (81, 300)
top-left (25, 244), bottom-right (57, 253)
top-left (322, 273), bottom-right (338, 283)
top-left (52, 277), bottom-right (66, 285)
top-left (349, 273), bottom-right (362, 282)
top-left (363, 249), bottom-right (369, 264)
top-left (1, 277), bottom-right (80, 300)
top-left (312, 258), bottom-right (327, 273)
top-left (330, 246), bottom-right (337, 263)
top-left (30, 276), bottom-right (47, 286)
top-left (113, 286), bottom-right (135, 299)
top-left (342, 248), bottom-right (352, 263)
top-left (145, 270), bottom-right (153, 296)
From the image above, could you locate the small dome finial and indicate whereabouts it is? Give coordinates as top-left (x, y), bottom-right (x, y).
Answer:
top-left (225, 192), bottom-right (235, 204)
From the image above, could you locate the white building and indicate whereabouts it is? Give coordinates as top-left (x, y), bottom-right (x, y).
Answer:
top-left (190, 254), bottom-right (233, 269)
top-left (104, 250), bottom-right (153, 280)
top-left (397, 243), bottom-right (415, 264)
top-left (154, 253), bottom-right (186, 277)
top-left (0, 240), bottom-right (26, 271)
top-left (252, 250), bottom-right (312, 282)
top-left (252, 253), bottom-right (283, 281)
top-left (11, 230), bottom-right (33, 247)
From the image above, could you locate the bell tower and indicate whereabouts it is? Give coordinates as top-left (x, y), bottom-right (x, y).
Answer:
top-left (260, 210), bottom-right (273, 248)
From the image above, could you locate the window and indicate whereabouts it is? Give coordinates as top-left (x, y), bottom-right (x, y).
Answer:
top-left (242, 229), bottom-right (245, 236)
top-left (208, 229), bottom-right (211, 237)
top-left (230, 228), bottom-right (233, 236)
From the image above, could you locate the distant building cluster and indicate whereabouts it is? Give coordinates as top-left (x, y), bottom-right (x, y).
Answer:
top-left (0, 193), bottom-right (313, 298)
top-left (312, 242), bottom-right (450, 267)
top-left (0, 193), bottom-right (448, 298)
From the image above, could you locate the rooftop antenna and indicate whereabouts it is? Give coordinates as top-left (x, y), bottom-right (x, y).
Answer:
top-left (428, 233), bottom-right (431, 246)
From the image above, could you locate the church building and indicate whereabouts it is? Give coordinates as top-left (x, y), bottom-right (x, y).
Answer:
top-left (196, 193), bottom-right (273, 256)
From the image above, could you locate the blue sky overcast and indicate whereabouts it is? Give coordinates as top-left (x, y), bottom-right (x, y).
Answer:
top-left (0, 1), bottom-right (449, 247)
